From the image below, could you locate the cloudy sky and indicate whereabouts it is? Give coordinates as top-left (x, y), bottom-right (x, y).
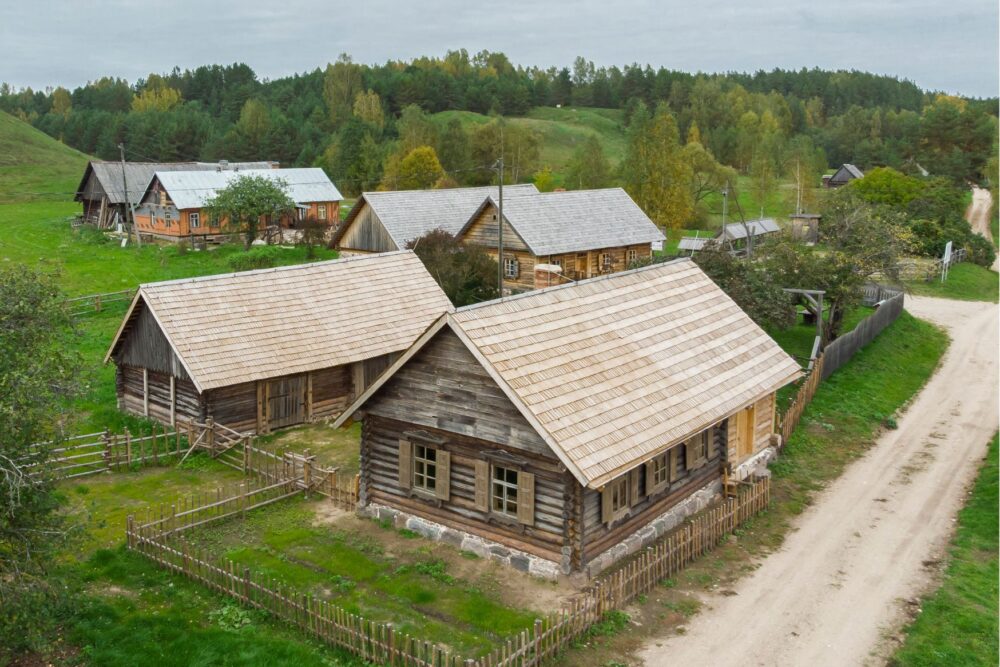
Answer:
top-left (3, 0), bottom-right (997, 98)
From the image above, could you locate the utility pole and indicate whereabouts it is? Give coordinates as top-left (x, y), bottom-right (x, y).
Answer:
top-left (494, 156), bottom-right (504, 296)
top-left (118, 143), bottom-right (141, 247)
top-left (795, 159), bottom-right (802, 215)
top-left (721, 183), bottom-right (734, 254)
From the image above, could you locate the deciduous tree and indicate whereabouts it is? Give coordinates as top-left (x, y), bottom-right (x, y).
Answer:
top-left (406, 229), bottom-right (499, 306)
top-left (203, 174), bottom-right (295, 249)
top-left (622, 103), bottom-right (693, 228)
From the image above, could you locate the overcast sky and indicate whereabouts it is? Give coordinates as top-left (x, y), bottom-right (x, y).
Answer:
top-left (2, 0), bottom-right (998, 98)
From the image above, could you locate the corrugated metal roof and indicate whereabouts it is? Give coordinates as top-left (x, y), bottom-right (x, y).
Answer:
top-left (678, 236), bottom-right (710, 251)
top-left (718, 218), bottom-right (781, 241)
top-left (466, 188), bottom-right (665, 256)
top-left (77, 161), bottom-right (277, 205)
top-left (105, 251), bottom-right (452, 392)
top-left (844, 163), bottom-right (864, 179)
top-left (340, 258), bottom-right (801, 488)
top-left (332, 184), bottom-right (539, 249)
top-left (153, 168), bottom-right (342, 210)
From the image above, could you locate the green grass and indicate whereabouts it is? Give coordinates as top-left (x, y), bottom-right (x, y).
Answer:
top-left (0, 110), bottom-right (91, 202)
top-left (183, 497), bottom-right (542, 656)
top-left (891, 433), bottom-right (999, 666)
top-left (431, 106), bottom-right (626, 182)
top-left (907, 263), bottom-right (999, 302)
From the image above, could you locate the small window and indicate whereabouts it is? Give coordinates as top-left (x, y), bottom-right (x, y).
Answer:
top-left (551, 258), bottom-right (562, 268)
top-left (650, 453), bottom-right (669, 488)
top-left (189, 212), bottom-right (200, 228)
top-left (317, 205), bottom-right (327, 221)
top-left (600, 253), bottom-right (613, 271)
top-left (685, 430), bottom-right (710, 470)
top-left (609, 477), bottom-right (629, 514)
top-left (413, 444), bottom-right (437, 493)
top-left (627, 249), bottom-right (638, 263)
top-left (209, 215), bottom-right (220, 228)
top-left (491, 466), bottom-right (519, 517)
top-left (504, 257), bottom-right (519, 278)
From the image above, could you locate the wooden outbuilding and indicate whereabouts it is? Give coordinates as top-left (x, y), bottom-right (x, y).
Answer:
top-left (826, 163), bottom-right (864, 188)
top-left (105, 251), bottom-right (452, 433)
top-left (74, 160), bottom-right (276, 229)
top-left (135, 168), bottom-right (342, 242)
top-left (330, 184), bottom-right (539, 255)
top-left (457, 188), bottom-right (665, 292)
top-left (334, 259), bottom-right (800, 576)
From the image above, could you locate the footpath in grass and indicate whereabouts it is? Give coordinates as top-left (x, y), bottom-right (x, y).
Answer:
top-left (551, 309), bottom-right (949, 666)
top-left (891, 433), bottom-right (999, 666)
top-left (906, 262), bottom-right (999, 302)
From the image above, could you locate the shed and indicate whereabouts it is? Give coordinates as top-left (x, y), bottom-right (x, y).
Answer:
top-left (331, 185), bottom-right (539, 254)
top-left (334, 258), bottom-right (800, 575)
top-left (105, 251), bottom-right (452, 433)
top-left (827, 164), bottom-right (864, 188)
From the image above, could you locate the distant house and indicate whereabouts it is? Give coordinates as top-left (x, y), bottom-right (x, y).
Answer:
top-left (135, 168), bottom-right (342, 242)
top-left (74, 160), bottom-right (277, 229)
top-left (331, 185), bottom-right (539, 254)
top-left (789, 213), bottom-right (821, 243)
top-left (826, 164), bottom-right (864, 188)
top-left (104, 252), bottom-right (451, 433)
top-left (677, 218), bottom-right (780, 256)
top-left (334, 259), bottom-right (800, 577)
top-left (457, 188), bottom-right (666, 291)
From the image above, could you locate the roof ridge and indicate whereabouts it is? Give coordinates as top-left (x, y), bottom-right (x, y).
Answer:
top-left (139, 250), bottom-right (413, 290)
top-left (454, 257), bottom-right (692, 313)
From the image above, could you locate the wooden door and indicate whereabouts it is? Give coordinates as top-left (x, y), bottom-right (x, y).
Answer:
top-left (737, 405), bottom-right (756, 459)
top-left (267, 375), bottom-right (306, 429)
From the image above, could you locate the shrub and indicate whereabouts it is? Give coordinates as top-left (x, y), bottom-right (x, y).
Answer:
top-left (227, 246), bottom-right (282, 272)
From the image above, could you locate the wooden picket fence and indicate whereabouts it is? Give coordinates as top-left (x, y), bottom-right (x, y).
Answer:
top-left (24, 424), bottom-right (187, 480)
top-left (777, 354), bottom-right (825, 445)
top-left (126, 476), bottom-right (770, 666)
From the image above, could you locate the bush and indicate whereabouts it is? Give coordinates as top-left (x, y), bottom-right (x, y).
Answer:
top-left (227, 246), bottom-right (282, 272)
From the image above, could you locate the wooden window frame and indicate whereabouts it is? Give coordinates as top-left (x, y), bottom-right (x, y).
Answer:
top-left (685, 428), bottom-right (711, 471)
top-left (600, 252), bottom-right (613, 272)
top-left (189, 212), bottom-right (200, 228)
top-left (317, 204), bottom-right (327, 221)
top-left (503, 256), bottom-right (519, 278)
top-left (627, 248), bottom-right (638, 264)
top-left (491, 465), bottom-right (519, 518)
top-left (412, 443), bottom-right (438, 495)
top-left (646, 452), bottom-right (670, 496)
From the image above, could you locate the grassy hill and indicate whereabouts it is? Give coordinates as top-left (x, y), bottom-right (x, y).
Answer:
top-left (0, 110), bottom-right (90, 202)
top-left (431, 106), bottom-right (627, 180)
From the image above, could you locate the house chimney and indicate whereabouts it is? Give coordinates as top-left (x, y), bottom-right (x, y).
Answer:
top-left (534, 264), bottom-right (564, 290)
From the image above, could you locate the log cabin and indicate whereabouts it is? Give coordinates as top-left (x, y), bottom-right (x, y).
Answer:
top-left (104, 251), bottom-right (452, 433)
top-left (330, 184), bottom-right (539, 255)
top-left (134, 168), bottom-right (341, 242)
top-left (456, 188), bottom-right (666, 292)
top-left (333, 259), bottom-right (801, 577)
top-left (74, 160), bottom-right (277, 229)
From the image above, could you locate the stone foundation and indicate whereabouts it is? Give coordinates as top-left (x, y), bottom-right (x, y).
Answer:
top-left (360, 503), bottom-right (566, 579)
top-left (733, 445), bottom-right (778, 481)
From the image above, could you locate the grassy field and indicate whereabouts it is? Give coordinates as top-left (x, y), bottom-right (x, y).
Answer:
top-left (554, 309), bottom-right (950, 666)
top-left (891, 432), bottom-right (999, 666)
top-left (907, 263), bottom-right (999, 302)
top-left (0, 110), bottom-right (91, 202)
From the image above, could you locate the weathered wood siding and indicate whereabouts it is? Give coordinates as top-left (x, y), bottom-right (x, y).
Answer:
top-left (362, 415), bottom-right (569, 561)
top-left (725, 393), bottom-right (777, 467)
top-left (311, 365), bottom-right (353, 420)
top-left (337, 204), bottom-right (399, 253)
top-left (363, 328), bottom-right (552, 457)
top-left (113, 302), bottom-right (191, 382)
top-left (580, 424), bottom-right (726, 562)
top-left (461, 204), bottom-right (530, 252)
top-left (206, 381), bottom-right (258, 432)
top-left (118, 365), bottom-right (202, 425)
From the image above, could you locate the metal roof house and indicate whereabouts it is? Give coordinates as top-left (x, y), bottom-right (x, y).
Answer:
top-left (457, 188), bottom-right (666, 291)
top-left (136, 168), bottom-right (342, 242)
top-left (334, 258), bottom-right (800, 576)
top-left (105, 251), bottom-right (452, 433)
top-left (677, 218), bottom-right (781, 256)
top-left (330, 184), bottom-right (540, 254)
top-left (826, 164), bottom-right (864, 188)
top-left (75, 160), bottom-right (277, 229)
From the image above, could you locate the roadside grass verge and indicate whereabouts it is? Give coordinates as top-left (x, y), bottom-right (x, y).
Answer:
top-left (550, 308), bottom-right (949, 666)
top-left (906, 263), bottom-right (998, 302)
top-left (891, 432), bottom-right (998, 666)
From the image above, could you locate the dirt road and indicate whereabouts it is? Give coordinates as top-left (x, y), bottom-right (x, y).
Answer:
top-left (966, 186), bottom-right (997, 270)
top-left (638, 296), bottom-right (999, 667)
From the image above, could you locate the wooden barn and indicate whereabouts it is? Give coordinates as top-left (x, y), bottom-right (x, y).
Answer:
top-left (105, 251), bottom-right (452, 433)
top-left (333, 259), bottom-right (801, 576)
top-left (134, 167), bottom-right (342, 242)
top-left (74, 160), bottom-right (276, 229)
top-left (456, 188), bottom-right (665, 292)
top-left (826, 163), bottom-right (864, 188)
top-left (330, 184), bottom-right (539, 254)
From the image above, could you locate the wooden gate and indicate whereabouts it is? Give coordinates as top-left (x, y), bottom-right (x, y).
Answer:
top-left (267, 375), bottom-right (306, 430)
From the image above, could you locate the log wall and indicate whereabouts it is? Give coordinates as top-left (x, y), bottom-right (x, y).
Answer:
top-left (337, 204), bottom-right (399, 253)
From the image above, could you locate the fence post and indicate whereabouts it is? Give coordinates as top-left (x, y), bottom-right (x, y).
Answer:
top-left (303, 449), bottom-right (312, 497)
top-left (125, 428), bottom-right (132, 468)
top-left (243, 437), bottom-right (250, 475)
top-left (95, 293), bottom-right (102, 313)
top-left (126, 514), bottom-right (134, 549)
top-left (206, 417), bottom-right (215, 456)
top-left (102, 429), bottom-right (112, 472)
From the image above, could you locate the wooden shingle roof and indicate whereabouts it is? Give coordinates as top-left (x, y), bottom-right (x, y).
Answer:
top-left (105, 251), bottom-right (453, 392)
top-left (339, 258), bottom-right (801, 488)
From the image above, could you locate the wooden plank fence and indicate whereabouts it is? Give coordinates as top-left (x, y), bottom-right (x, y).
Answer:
top-left (65, 288), bottom-right (135, 317)
top-left (777, 354), bottom-right (824, 445)
top-left (24, 424), bottom-right (187, 480)
top-left (126, 475), bottom-right (770, 667)
top-left (822, 291), bottom-right (904, 380)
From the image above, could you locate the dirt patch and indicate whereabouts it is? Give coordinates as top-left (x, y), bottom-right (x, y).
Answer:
top-left (261, 422), bottom-right (361, 472)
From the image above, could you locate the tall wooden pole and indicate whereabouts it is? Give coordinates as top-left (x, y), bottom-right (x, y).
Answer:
top-left (118, 143), bottom-right (142, 247)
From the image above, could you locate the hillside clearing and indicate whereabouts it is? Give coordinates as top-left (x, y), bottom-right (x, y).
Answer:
top-left (0, 110), bottom-right (90, 202)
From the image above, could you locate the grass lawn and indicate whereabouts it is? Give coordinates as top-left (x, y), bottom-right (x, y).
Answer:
top-left (891, 432), bottom-right (999, 666)
top-left (0, 110), bottom-right (91, 202)
top-left (552, 309), bottom-right (949, 666)
top-left (258, 422), bottom-right (362, 472)
top-left (907, 262), bottom-right (999, 302)
top-left (182, 496), bottom-right (567, 657)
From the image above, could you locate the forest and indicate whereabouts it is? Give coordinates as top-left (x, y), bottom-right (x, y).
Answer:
top-left (1, 51), bottom-right (996, 219)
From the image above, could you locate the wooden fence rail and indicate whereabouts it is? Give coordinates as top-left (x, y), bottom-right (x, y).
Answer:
top-left (822, 291), bottom-right (904, 380)
top-left (127, 476), bottom-right (770, 667)
top-left (64, 288), bottom-right (135, 316)
top-left (23, 424), bottom-right (187, 480)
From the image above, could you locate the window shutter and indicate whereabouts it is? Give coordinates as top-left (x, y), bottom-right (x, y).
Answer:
top-left (398, 439), bottom-right (412, 489)
top-left (435, 450), bottom-right (451, 500)
top-left (474, 460), bottom-right (489, 512)
top-left (707, 427), bottom-right (717, 460)
top-left (628, 468), bottom-right (641, 507)
top-left (517, 471), bottom-right (535, 526)
top-left (512, 258), bottom-right (520, 277)
top-left (645, 461), bottom-right (656, 497)
top-left (601, 485), bottom-right (613, 524)
top-left (669, 447), bottom-right (679, 482)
